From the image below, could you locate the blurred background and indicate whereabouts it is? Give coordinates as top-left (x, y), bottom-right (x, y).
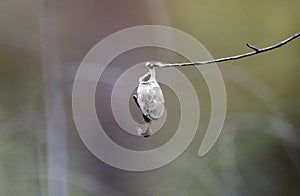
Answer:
top-left (0, 0), bottom-right (299, 195)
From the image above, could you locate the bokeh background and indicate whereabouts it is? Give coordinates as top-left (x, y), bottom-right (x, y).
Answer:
top-left (0, 0), bottom-right (300, 195)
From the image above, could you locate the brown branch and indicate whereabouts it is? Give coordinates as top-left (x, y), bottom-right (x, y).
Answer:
top-left (145, 32), bottom-right (300, 68)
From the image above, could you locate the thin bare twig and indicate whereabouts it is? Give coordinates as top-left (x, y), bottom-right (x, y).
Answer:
top-left (146, 32), bottom-right (300, 68)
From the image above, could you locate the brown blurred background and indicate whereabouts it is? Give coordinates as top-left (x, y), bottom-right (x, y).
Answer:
top-left (0, 0), bottom-right (299, 195)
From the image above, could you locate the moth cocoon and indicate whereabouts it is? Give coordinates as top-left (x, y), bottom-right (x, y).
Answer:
top-left (137, 67), bottom-right (165, 120)
top-left (134, 66), bottom-right (165, 137)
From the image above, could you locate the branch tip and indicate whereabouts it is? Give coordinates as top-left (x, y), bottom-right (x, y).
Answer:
top-left (246, 43), bottom-right (259, 52)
